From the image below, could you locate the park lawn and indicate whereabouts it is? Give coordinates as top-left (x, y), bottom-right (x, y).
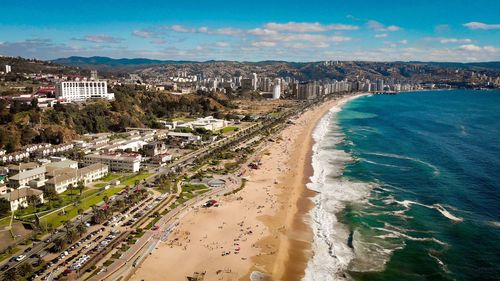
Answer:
top-left (119, 173), bottom-right (152, 187)
top-left (94, 183), bottom-right (108, 188)
top-left (40, 187), bottom-right (122, 229)
top-left (99, 173), bottom-right (121, 182)
top-left (182, 184), bottom-right (208, 193)
top-left (14, 188), bottom-right (100, 218)
top-left (221, 126), bottom-right (238, 134)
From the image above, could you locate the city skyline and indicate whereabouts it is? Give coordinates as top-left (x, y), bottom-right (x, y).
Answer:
top-left (0, 0), bottom-right (499, 62)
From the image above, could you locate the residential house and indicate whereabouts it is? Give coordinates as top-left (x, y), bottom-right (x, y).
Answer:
top-left (0, 188), bottom-right (44, 211)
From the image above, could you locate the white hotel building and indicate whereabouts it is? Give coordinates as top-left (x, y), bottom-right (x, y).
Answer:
top-left (55, 81), bottom-right (115, 102)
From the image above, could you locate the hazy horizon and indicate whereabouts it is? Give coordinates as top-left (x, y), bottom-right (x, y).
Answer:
top-left (0, 0), bottom-right (499, 62)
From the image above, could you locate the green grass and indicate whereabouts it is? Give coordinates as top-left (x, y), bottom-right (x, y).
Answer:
top-left (119, 173), bottom-right (152, 187)
top-left (40, 188), bottom-right (122, 229)
top-left (14, 188), bottom-right (100, 218)
top-left (221, 126), bottom-right (238, 133)
top-left (0, 215), bottom-right (12, 226)
top-left (182, 184), bottom-right (207, 193)
top-left (99, 173), bottom-right (121, 182)
top-left (93, 183), bottom-right (108, 188)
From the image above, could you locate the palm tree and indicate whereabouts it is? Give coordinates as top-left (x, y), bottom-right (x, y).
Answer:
top-left (52, 237), bottom-right (66, 252)
top-left (77, 208), bottom-right (84, 223)
top-left (77, 181), bottom-right (85, 197)
top-left (68, 184), bottom-right (74, 196)
top-left (76, 223), bottom-right (87, 237)
top-left (18, 262), bottom-right (33, 277)
top-left (43, 189), bottom-right (58, 208)
top-left (63, 220), bottom-right (71, 233)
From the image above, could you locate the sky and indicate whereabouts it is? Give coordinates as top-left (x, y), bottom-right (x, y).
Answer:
top-left (0, 0), bottom-right (499, 62)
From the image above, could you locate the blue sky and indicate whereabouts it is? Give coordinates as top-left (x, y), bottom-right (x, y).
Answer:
top-left (0, 0), bottom-right (499, 62)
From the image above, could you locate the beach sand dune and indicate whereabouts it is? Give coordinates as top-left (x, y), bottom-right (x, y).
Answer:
top-left (129, 96), bottom-right (354, 281)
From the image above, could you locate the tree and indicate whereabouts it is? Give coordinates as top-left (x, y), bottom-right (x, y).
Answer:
top-left (27, 194), bottom-right (41, 207)
top-left (3, 268), bottom-right (20, 281)
top-left (68, 183), bottom-right (74, 196)
top-left (51, 237), bottom-right (66, 252)
top-left (43, 189), bottom-right (59, 208)
top-left (91, 205), bottom-right (105, 224)
top-left (0, 198), bottom-right (10, 217)
top-left (18, 262), bottom-right (33, 277)
top-left (76, 223), bottom-right (87, 237)
top-left (76, 181), bottom-right (85, 196)
top-left (77, 208), bottom-right (84, 224)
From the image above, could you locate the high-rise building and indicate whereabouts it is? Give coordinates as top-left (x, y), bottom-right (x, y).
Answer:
top-left (56, 81), bottom-right (115, 102)
top-left (5, 65), bottom-right (11, 74)
top-left (90, 70), bottom-right (98, 81)
top-left (252, 73), bottom-right (258, 91)
top-left (376, 79), bottom-right (385, 92)
top-left (272, 78), bottom-right (281, 99)
top-left (241, 78), bottom-right (254, 90)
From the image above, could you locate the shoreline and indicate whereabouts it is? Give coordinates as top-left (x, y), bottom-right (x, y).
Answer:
top-left (129, 94), bottom-right (366, 281)
top-left (250, 93), bottom-right (369, 281)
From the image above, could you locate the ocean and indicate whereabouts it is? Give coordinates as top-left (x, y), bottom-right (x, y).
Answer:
top-left (303, 90), bottom-right (500, 281)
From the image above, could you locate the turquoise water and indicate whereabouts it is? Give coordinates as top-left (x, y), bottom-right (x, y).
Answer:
top-left (335, 90), bottom-right (500, 281)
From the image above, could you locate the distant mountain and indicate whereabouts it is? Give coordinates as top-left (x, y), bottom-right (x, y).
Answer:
top-left (0, 56), bottom-right (87, 75)
top-left (409, 61), bottom-right (500, 70)
top-left (50, 56), bottom-right (202, 72)
top-left (52, 56), bottom-right (500, 71)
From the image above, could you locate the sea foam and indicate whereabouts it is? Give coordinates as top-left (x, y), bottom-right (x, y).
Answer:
top-left (303, 99), bottom-right (375, 281)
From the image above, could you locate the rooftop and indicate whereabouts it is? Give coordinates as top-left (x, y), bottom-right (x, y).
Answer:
top-left (10, 166), bottom-right (46, 181)
top-left (1, 187), bottom-right (43, 202)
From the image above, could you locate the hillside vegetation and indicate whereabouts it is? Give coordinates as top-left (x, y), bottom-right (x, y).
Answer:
top-left (0, 85), bottom-right (232, 153)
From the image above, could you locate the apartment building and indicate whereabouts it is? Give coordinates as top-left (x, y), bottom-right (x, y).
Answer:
top-left (55, 80), bottom-right (114, 102)
top-left (83, 153), bottom-right (142, 172)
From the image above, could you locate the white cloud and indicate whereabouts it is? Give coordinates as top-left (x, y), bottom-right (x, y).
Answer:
top-left (214, 42), bottom-right (230, 47)
top-left (458, 44), bottom-right (482, 51)
top-left (264, 22), bottom-right (358, 32)
top-left (267, 33), bottom-right (351, 43)
top-left (374, 33), bottom-right (388, 38)
top-left (438, 38), bottom-right (472, 44)
top-left (169, 25), bottom-right (242, 36)
top-left (386, 25), bottom-right (400, 32)
top-left (74, 35), bottom-right (123, 43)
top-left (171, 25), bottom-right (194, 33)
top-left (463, 22), bottom-right (500, 30)
top-left (367, 20), bottom-right (401, 32)
top-left (209, 28), bottom-right (242, 36)
top-left (248, 28), bottom-right (278, 36)
top-left (132, 30), bottom-right (152, 38)
top-left (439, 38), bottom-right (472, 44)
top-left (458, 44), bottom-right (500, 52)
top-left (286, 42), bottom-right (330, 49)
top-left (251, 41), bottom-right (277, 47)
top-left (400, 40), bottom-right (408, 44)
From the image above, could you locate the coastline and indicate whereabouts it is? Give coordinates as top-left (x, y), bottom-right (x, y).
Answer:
top-left (253, 93), bottom-right (368, 281)
top-left (129, 94), bottom-right (366, 281)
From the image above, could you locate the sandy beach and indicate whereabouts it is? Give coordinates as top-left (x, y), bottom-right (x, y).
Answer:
top-left (129, 95), bottom-right (359, 281)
